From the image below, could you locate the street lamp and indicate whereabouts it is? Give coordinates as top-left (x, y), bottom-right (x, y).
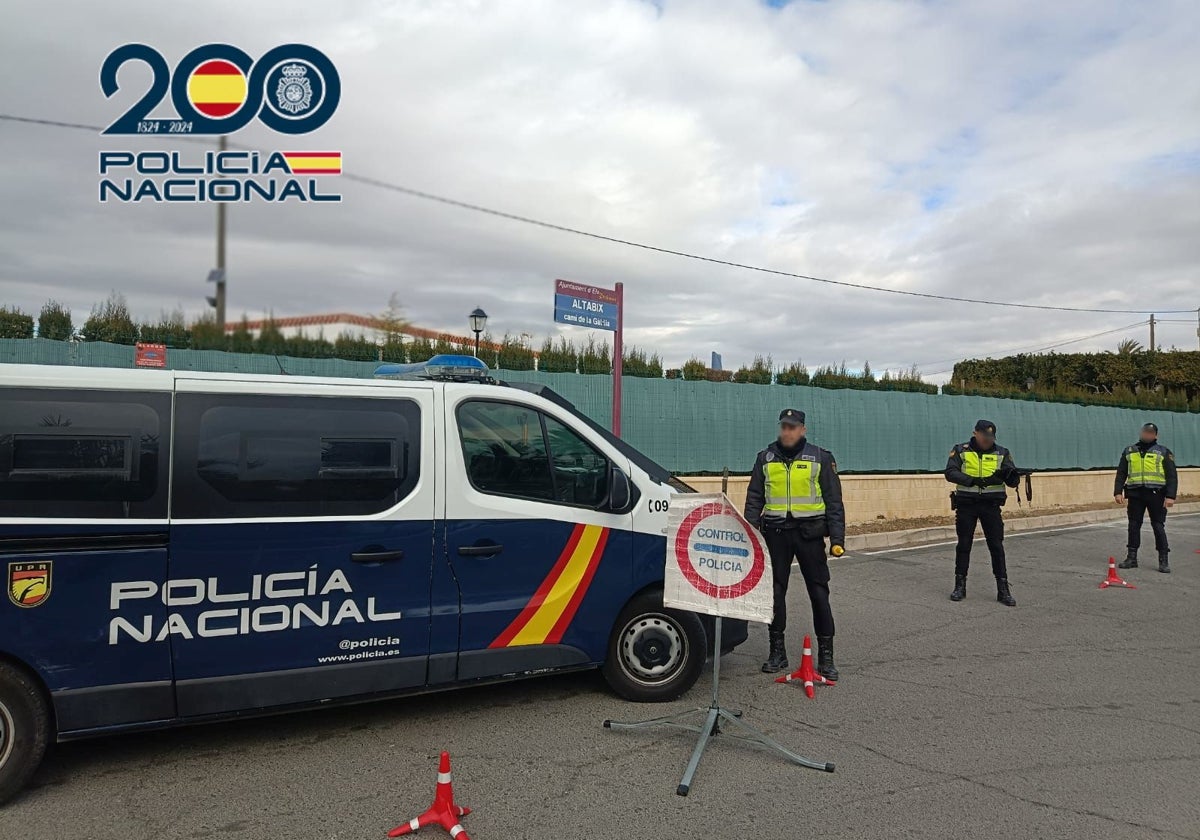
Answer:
top-left (468, 307), bottom-right (488, 358)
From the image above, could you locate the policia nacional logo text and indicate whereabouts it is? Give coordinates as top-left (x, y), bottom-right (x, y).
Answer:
top-left (99, 150), bottom-right (342, 203)
top-left (107, 567), bottom-right (402, 645)
top-left (98, 43), bottom-right (343, 203)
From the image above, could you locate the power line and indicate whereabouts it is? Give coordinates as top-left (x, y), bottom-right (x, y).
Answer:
top-left (920, 320), bottom-right (1149, 376)
top-left (3, 110), bottom-right (1197, 316)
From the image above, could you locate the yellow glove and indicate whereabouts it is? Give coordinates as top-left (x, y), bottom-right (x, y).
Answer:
top-left (831, 545), bottom-right (845, 557)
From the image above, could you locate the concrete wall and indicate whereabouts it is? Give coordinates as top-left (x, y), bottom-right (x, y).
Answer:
top-left (680, 468), bottom-right (1200, 526)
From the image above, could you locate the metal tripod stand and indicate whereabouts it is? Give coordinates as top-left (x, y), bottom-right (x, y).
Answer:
top-left (603, 616), bottom-right (835, 796)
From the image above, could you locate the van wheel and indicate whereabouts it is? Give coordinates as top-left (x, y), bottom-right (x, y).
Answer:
top-left (601, 591), bottom-right (706, 702)
top-left (0, 662), bottom-right (50, 806)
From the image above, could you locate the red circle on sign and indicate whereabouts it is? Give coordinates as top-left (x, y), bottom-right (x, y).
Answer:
top-left (674, 502), bottom-right (765, 599)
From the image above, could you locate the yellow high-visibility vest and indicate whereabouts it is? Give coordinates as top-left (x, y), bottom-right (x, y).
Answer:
top-left (1125, 445), bottom-right (1168, 488)
top-left (763, 444), bottom-right (825, 520)
top-left (955, 447), bottom-right (1007, 498)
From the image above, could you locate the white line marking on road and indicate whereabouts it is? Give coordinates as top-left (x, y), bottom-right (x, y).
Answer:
top-left (859, 513), bottom-right (1200, 556)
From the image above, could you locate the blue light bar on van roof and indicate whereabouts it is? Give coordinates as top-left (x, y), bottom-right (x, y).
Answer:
top-left (374, 354), bottom-right (491, 382)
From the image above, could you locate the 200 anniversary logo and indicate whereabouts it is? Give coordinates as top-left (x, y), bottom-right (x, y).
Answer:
top-left (98, 43), bottom-right (343, 203)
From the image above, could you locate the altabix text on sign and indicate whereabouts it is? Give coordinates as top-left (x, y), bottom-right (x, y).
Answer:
top-left (553, 279), bottom-right (620, 331)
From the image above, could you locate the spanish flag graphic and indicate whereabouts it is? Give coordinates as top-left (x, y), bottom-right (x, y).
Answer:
top-left (491, 524), bottom-right (609, 648)
top-left (281, 152), bottom-right (343, 175)
top-left (186, 60), bottom-right (248, 119)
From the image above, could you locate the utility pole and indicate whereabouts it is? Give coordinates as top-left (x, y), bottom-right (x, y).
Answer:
top-left (1195, 307), bottom-right (1199, 351)
top-left (215, 135), bottom-right (228, 331)
top-left (1149, 313), bottom-right (1155, 352)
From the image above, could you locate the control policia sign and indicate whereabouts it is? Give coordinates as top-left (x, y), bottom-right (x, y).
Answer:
top-left (663, 493), bottom-right (774, 624)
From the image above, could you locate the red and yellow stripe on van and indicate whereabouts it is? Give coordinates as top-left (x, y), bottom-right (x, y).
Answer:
top-left (490, 524), bottom-right (609, 647)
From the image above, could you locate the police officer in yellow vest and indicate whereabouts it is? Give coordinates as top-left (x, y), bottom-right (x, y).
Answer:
top-left (945, 420), bottom-right (1021, 606)
top-left (744, 409), bottom-right (845, 678)
top-left (1115, 422), bottom-right (1178, 573)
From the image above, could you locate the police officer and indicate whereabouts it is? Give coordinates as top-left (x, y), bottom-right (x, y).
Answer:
top-left (1115, 422), bottom-right (1178, 573)
top-left (944, 420), bottom-right (1021, 606)
top-left (744, 409), bottom-right (845, 679)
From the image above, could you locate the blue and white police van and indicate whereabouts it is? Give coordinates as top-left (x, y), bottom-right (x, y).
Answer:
top-left (0, 356), bottom-right (746, 802)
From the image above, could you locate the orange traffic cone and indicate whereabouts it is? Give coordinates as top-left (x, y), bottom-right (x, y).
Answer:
top-left (1099, 557), bottom-right (1136, 590)
top-left (388, 752), bottom-right (472, 839)
top-left (774, 634), bottom-right (834, 697)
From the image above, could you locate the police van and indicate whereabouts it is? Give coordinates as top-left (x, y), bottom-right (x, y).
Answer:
top-left (0, 356), bottom-right (746, 802)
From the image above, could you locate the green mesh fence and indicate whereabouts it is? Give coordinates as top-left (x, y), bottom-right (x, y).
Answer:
top-left (2, 339), bottom-right (1196, 473)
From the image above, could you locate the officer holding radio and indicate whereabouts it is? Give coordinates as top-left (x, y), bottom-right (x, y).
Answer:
top-left (744, 409), bottom-right (845, 680)
top-left (945, 419), bottom-right (1022, 606)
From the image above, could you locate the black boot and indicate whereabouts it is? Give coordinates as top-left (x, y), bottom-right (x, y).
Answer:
top-left (950, 574), bottom-right (967, 601)
top-left (816, 635), bottom-right (839, 682)
top-left (761, 630), bottom-right (788, 673)
top-left (1118, 549), bottom-right (1138, 569)
top-left (996, 578), bottom-right (1016, 607)
top-left (1158, 551), bottom-right (1170, 574)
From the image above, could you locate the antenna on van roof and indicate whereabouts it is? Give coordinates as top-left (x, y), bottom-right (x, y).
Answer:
top-left (273, 354), bottom-right (290, 375)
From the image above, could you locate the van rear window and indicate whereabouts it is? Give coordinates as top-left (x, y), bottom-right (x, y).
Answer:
top-left (0, 388), bottom-right (168, 519)
top-left (172, 393), bottom-right (421, 518)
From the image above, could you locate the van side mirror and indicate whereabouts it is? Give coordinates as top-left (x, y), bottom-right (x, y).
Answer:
top-left (608, 466), bottom-right (631, 512)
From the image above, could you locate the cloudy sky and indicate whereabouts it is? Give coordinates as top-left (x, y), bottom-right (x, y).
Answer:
top-left (1, 0), bottom-right (1198, 379)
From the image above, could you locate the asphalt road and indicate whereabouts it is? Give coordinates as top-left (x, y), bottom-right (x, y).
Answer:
top-left (7, 515), bottom-right (1200, 840)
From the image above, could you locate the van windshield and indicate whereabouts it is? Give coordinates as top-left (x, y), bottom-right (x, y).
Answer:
top-left (498, 382), bottom-right (693, 492)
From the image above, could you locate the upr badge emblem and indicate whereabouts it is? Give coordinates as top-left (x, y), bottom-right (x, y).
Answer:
top-left (8, 562), bottom-right (52, 608)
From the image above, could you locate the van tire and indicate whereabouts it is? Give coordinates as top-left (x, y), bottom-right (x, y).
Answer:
top-left (601, 591), bottom-right (706, 702)
top-left (0, 662), bottom-right (50, 806)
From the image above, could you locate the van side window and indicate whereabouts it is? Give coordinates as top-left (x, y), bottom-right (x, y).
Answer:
top-left (457, 401), bottom-right (554, 501)
top-left (0, 388), bottom-right (169, 518)
top-left (544, 416), bottom-right (609, 507)
top-left (457, 401), bottom-right (609, 508)
top-left (172, 394), bottom-right (420, 518)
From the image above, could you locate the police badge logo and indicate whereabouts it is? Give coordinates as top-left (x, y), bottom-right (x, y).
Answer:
top-left (276, 63), bottom-right (313, 115)
top-left (8, 561), bottom-right (52, 608)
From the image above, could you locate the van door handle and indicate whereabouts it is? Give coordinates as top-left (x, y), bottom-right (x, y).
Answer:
top-left (351, 549), bottom-right (405, 564)
top-left (458, 543), bottom-right (503, 557)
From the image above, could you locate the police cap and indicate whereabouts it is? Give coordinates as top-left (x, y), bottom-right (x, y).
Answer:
top-left (779, 409), bottom-right (805, 426)
top-left (974, 419), bottom-right (997, 436)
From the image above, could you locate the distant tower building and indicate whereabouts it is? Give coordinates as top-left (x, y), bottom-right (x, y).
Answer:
top-left (711, 351), bottom-right (723, 371)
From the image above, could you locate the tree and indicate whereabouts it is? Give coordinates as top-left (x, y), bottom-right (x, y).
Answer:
top-left (190, 313), bottom-right (226, 350)
top-left (578, 335), bottom-right (611, 374)
top-left (378, 293), bottom-right (407, 361)
top-left (139, 309), bottom-right (191, 348)
top-left (496, 333), bottom-right (536, 371)
top-left (335, 330), bottom-right (383, 362)
top-left (226, 316), bottom-right (254, 353)
top-left (255, 316), bottom-right (286, 355)
top-left (1116, 338), bottom-right (1143, 356)
top-left (733, 355), bottom-right (773, 385)
top-left (0, 306), bottom-right (34, 339)
top-left (539, 336), bottom-right (578, 373)
top-left (622, 346), bottom-right (663, 378)
top-left (81, 292), bottom-right (138, 344)
top-left (37, 300), bottom-right (73, 340)
top-left (407, 336), bottom-right (435, 363)
top-left (681, 358), bottom-right (707, 381)
top-left (776, 360), bottom-right (810, 386)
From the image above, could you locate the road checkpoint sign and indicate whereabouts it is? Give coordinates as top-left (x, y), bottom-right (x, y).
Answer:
top-left (664, 493), bottom-right (773, 624)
